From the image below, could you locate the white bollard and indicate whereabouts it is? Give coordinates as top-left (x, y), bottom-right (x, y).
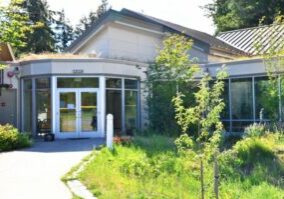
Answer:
top-left (106, 114), bottom-right (114, 149)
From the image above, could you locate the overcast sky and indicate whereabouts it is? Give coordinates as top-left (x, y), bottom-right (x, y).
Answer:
top-left (2, 0), bottom-right (215, 34)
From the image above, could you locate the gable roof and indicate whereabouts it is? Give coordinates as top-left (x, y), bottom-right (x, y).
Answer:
top-left (120, 9), bottom-right (245, 55)
top-left (217, 24), bottom-right (284, 55)
top-left (67, 8), bottom-right (246, 56)
top-left (0, 43), bottom-right (15, 62)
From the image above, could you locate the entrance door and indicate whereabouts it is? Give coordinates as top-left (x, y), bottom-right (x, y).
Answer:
top-left (56, 89), bottom-right (100, 138)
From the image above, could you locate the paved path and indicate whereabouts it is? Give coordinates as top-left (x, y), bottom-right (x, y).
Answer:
top-left (0, 139), bottom-right (104, 199)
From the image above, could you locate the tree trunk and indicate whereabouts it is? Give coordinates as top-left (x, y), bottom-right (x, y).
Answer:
top-left (214, 152), bottom-right (219, 199)
top-left (200, 159), bottom-right (205, 199)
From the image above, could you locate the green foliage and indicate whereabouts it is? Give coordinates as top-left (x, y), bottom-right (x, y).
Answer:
top-left (0, 0), bottom-right (31, 48)
top-left (0, 124), bottom-right (32, 152)
top-left (204, 0), bottom-right (284, 33)
top-left (172, 66), bottom-right (228, 148)
top-left (147, 34), bottom-right (198, 135)
top-left (76, 134), bottom-right (284, 198)
top-left (174, 133), bottom-right (194, 152)
top-left (219, 134), bottom-right (284, 187)
top-left (244, 123), bottom-right (266, 138)
top-left (74, 0), bottom-right (110, 38)
top-left (54, 9), bottom-right (74, 52)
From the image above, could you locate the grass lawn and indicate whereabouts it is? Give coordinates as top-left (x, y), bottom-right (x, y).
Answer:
top-left (78, 134), bottom-right (284, 199)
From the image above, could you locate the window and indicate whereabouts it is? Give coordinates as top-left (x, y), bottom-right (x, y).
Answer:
top-left (106, 90), bottom-right (122, 134)
top-left (105, 78), bottom-right (139, 136)
top-left (23, 79), bottom-right (32, 132)
top-left (125, 90), bottom-right (138, 135)
top-left (125, 79), bottom-right (138, 89)
top-left (231, 78), bottom-right (253, 119)
top-left (36, 78), bottom-right (51, 134)
top-left (255, 76), bottom-right (278, 120)
top-left (57, 77), bottom-right (99, 88)
top-left (106, 78), bottom-right (122, 88)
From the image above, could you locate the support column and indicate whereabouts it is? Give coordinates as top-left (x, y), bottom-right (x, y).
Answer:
top-left (99, 76), bottom-right (106, 137)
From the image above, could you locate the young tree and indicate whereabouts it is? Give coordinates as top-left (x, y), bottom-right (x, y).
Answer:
top-left (173, 66), bottom-right (228, 199)
top-left (74, 0), bottom-right (110, 38)
top-left (204, 0), bottom-right (284, 33)
top-left (147, 34), bottom-right (199, 135)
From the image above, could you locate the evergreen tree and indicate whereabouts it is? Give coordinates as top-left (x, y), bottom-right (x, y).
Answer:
top-left (204, 0), bottom-right (284, 33)
top-left (74, 0), bottom-right (110, 38)
top-left (0, 0), bottom-right (31, 53)
top-left (18, 0), bottom-right (56, 54)
top-left (55, 9), bottom-right (74, 52)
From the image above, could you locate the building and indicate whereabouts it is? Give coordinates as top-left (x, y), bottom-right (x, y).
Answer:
top-left (0, 9), bottom-right (283, 138)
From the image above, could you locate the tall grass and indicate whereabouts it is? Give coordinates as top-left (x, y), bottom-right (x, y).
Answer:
top-left (78, 134), bottom-right (284, 198)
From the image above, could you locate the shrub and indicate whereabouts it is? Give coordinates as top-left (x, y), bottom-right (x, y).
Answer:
top-left (219, 134), bottom-right (284, 187)
top-left (0, 124), bottom-right (32, 152)
top-left (244, 123), bottom-right (266, 138)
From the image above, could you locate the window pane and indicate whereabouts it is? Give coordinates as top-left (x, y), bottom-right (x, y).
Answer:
top-left (125, 90), bottom-right (138, 135)
top-left (106, 90), bottom-right (122, 135)
top-left (57, 78), bottom-right (99, 88)
top-left (255, 76), bottom-right (278, 120)
top-left (36, 78), bottom-right (51, 135)
top-left (232, 121), bottom-right (254, 132)
top-left (125, 79), bottom-right (138, 89)
top-left (59, 92), bottom-right (76, 132)
top-left (81, 92), bottom-right (97, 132)
top-left (36, 78), bottom-right (50, 89)
top-left (106, 78), bottom-right (122, 88)
top-left (231, 78), bottom-right (253, 119)
top-left (23, 79), bottom-right (32, 132)
top-left (222, 121), bottom-right (230, 132)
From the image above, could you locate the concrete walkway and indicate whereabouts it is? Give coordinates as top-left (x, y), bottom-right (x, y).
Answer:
top-left (0, 139), bottom-right (104, 199)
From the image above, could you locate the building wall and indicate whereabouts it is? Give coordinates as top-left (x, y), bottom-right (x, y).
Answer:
top-left (18, 59), bottom-right (149, 130)
top-left (75, 22), bottom-right (210, 63)
top-left (0, 65), bottom-right (19, 127)
top-left (205, 58), bottom-right (266, 77)
top-left (0, 89), bottom-right (17, 126)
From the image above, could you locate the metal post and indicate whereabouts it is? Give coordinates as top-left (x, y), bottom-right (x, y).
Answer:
top-left (106, 114), bottom-right (114, 149)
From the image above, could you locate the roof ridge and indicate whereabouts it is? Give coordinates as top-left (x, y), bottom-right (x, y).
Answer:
top-left (121, 8), bottom-right (213, 37)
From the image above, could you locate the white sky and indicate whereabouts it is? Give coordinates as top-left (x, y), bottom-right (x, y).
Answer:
top-left (2, 0), bottom-right (215, 34)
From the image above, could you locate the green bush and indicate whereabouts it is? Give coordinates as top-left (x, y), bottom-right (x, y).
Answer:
top-left (219, 134), bottom-right (284, 187)
top-left (0, 124), bottom-right (32, 152)
top-left (244, 123), bottom-right (266, 138)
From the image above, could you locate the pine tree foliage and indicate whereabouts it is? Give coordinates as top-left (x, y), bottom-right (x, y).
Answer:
top-left (74, 0), bottom-right (110, 38)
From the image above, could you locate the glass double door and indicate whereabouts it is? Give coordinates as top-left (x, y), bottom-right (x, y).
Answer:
top-left (57, 89), bottom-right (99, 138)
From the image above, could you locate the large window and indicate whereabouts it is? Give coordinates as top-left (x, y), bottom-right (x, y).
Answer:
top-left (23, 79), bottom-right (32, 132)
top-left (22, 77), bottom-right (51, 136)
top-left (255, 76), bottom-right (278, 120)
top-left (231, 78), bottom-right (253, 120)
top-left (106, 78), bottom-right (139, 136)
top-left (36, 78), bottom-right (51, 134)
top-left (222, 76), bottom-right (284, 132)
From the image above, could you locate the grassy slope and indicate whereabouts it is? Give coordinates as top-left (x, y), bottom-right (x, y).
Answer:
top-left (78, 135), bottom-right (284, 199)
